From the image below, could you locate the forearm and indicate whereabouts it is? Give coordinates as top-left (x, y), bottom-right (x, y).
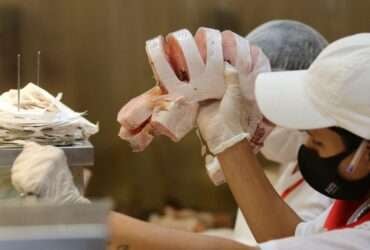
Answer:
top-left (218, 140), bottom-right (302, 243)
top-left (107, 212), bottom-right (253, 250)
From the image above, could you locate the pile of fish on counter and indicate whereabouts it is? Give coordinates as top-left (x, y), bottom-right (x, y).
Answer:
top-left (0, 83), bottom-right (98, 147)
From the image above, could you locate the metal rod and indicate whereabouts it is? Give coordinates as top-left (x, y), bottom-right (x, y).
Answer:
top-left (37, 50), bottom-right (41, 86)
top-left (17, 54), bottom-right (21, 112)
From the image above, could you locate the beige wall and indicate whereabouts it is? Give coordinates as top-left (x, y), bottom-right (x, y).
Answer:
top-left (0, 0), bottom-right (368, 217)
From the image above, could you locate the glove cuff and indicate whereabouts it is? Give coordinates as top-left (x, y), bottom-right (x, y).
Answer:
top-left (205, 156), bottom-right (226, 186)
top-left (246, 119), bottom-right (275, 154)
top-left (212, 132), bottom-right (248, 155)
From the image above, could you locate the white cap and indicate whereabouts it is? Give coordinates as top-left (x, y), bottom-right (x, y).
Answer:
top-left (255, 33), bottom-right (370, 139)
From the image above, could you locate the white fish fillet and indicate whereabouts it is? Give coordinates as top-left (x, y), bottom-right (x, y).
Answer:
top-left (117, 28), bottom-right (272, 153)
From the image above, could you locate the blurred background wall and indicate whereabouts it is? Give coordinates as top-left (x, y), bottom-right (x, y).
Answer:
top-left (0, 0), bottom-right (368, 218)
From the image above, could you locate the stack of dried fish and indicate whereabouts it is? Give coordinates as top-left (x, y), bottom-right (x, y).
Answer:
top-left (0, 83), bottom-right (98, 147)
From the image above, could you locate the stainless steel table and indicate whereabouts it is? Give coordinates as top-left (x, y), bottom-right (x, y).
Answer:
top-left (0, 141), bottom-right (95, 167)
top-left (0, 202), bottom-right (110, 250)
top-left (0, 141), bottom-right (95, 193)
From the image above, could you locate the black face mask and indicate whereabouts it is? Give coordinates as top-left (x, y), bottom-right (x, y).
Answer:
top-left (298, 145), bottom-right (370, 200)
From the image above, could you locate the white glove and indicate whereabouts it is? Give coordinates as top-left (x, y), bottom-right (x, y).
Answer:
top-left (195, 130), bottom-right (225, 186)
top-left (235, 44), bottom-right (274, 152)
top-left (11, 142), bottom-right (89, 204)
top-left (205, 155), bottom-right (225, 186)
top-left (223, 31), bottom-right (274, 152)
top-left (197, 44), bottom-right (274, 185)
top-left (197, 63), bottom-right (249, 155)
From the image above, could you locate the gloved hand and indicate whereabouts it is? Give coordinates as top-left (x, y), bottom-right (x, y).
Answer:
top-left (11, 141), bottom-right (89, 204)
top-left (197, 42), bottom-right (274, 185)
top-left (197, 63), bottom-right (249, 155)
top-left (222, 31), bottom-right (274, 152)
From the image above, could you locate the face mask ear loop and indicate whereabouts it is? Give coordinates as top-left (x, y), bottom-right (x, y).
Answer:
top-left (346, 140), bottom-right (369, 173)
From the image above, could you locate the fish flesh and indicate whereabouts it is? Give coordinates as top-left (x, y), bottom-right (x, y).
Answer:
top-left (118, 28), bottom-right (271, 152)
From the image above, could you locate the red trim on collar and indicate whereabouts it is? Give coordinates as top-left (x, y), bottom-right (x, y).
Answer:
top-left (324, 197), bottom-right (370, 230)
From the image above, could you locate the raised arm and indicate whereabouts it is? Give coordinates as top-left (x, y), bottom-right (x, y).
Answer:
top-left (218, 140), bottom-right (301, 242)
top-left (197, 65), bottom-right (301, 243)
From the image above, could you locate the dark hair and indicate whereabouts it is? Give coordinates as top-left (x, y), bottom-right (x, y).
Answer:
top-left (330, 127), bottom-right (362, 151)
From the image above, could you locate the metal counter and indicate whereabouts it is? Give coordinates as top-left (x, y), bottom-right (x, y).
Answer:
top-left (0, 141), bottom-right (95, 168)
top-left (0, 202), bottom-right (110, 250)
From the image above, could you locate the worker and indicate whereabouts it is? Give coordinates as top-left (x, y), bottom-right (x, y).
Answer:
top-left (11, 33), bottom-right (370, 250)
top-left (197, 33), bottom-right (370, 249)
top-left (201, 20), bottom-right (333, 244)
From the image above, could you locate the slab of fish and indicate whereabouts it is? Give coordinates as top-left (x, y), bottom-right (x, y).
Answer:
top-left (117, 27), bottom-right (271, 152)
